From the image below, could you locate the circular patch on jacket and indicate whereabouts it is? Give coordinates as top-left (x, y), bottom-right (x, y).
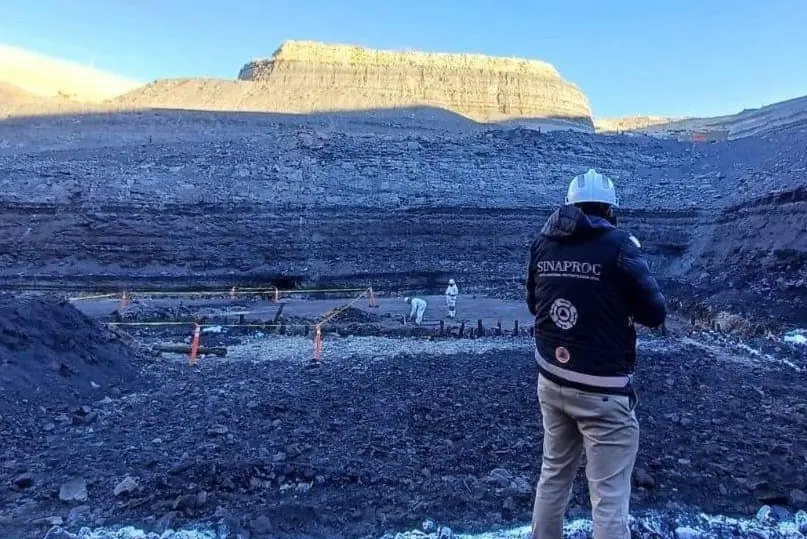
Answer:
top-left (549, 298), bottom-right (578, 330)
top-left (555, 346), bottom-right (571, 364)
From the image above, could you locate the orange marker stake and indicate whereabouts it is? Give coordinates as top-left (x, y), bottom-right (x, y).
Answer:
top-left (313, 325), bottom-right (323, 363)
top-left (190, 324), bottom-right (201, 365)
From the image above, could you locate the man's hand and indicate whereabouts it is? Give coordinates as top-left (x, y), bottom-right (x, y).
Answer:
top-left (616, 234), bottom-right (667, 328)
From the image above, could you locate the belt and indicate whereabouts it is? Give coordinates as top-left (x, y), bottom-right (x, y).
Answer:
top-left (535, 350), bottom-right (632, 389)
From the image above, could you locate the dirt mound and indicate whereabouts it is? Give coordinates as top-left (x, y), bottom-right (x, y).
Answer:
top-left (328, 306), bottom-right (381, 324)
top-left (109, 78), bottom-right (269, 111)
top-left (113, 299), bottom-right (194, 323)
top-left (0, 294), bottom-right (141, 409)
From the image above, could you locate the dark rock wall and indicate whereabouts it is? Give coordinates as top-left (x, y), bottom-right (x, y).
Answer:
top-left (0, 112), bottom-right (805, 325)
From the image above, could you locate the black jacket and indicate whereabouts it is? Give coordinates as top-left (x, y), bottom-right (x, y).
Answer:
top-left (526, 205), bottom-right (666, 394)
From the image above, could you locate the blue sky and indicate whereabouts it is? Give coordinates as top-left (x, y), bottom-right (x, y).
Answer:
top-left (2, 0), bottom-right (806, 118)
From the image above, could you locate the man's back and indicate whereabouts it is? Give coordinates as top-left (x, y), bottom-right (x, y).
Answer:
top-left (527, 204), bottom-right (666, 392)
top-left (412, 297), bottom-right (427, 310)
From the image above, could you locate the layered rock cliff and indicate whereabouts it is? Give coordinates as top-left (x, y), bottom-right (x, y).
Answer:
top-left (236, 40), bottom-right (593, 129)
top-left (1, 109), bottom-right (805, 327)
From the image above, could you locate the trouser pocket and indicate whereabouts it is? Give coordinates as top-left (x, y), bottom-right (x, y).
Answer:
top-left (627, 388), bottom-right (638, 412)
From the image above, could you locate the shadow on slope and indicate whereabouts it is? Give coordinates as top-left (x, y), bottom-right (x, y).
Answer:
top-left (0, 103), bottom-right (593, 148)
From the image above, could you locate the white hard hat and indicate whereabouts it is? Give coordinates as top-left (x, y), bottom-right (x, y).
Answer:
top-left (404, 297), bottom-right (411, 303)
top-left (565, 168), bottom-right (619, 207)
top-left (448, 279), bottom-right (455, 285)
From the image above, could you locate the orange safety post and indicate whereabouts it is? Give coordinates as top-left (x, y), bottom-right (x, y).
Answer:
top-left (368, 287), bottom-right (379, 308)
top-left (190, 323), bottom-right (201, 365)
top-left (120, 291), bottom-right (129, 308)
top-left (313, 324), bottom-right (323, 363)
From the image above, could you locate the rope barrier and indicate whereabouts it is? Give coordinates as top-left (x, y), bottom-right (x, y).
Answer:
top-left (316, 288), bottom-right (370, 326)
top-left (106, 287), bottom-right (378, 366)
top-left (67, 293), bottom-right (119, 301)
top-left (106, 287), bottom-right (374, 327)
top-left (107, 322), bottom-right (312, 328)
top-left (68, 286), bottom-right (371, 301)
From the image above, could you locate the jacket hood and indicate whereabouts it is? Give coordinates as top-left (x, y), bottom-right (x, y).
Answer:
top-left (540, 204), bottom-right (614, 241)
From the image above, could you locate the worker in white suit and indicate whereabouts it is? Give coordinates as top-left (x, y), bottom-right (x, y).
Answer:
top-left (445, 279), bottom-right (459, 319)
top-left (404, 297), bottom-right (428, 325)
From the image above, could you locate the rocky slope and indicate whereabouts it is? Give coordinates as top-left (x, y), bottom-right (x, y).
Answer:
top-left (594, 115), bottom-right (680, 133)
top-left (0, 44), bottom-right (140, 103)
top-left (0, 109), bottom-right (805, 328)
top-left (629, 94), bottom-right (807, 140)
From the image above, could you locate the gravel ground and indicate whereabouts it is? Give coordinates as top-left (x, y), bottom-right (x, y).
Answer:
top-left (223, 333), bottom-right (530, 364)
top-left (2, 323), bottom-right (806, 539)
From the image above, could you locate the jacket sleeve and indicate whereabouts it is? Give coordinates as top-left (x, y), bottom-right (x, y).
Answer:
top-left (526, 239), bottom-right (539, 316)
top-left (616, 235), bottom-right (667, 328)
top-left (410, 303), bottom-right (417, 318)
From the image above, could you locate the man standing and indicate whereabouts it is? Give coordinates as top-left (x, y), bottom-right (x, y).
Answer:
top-left (444, 279), bottom-right (459, 319)
top-left (404, 296), bottom-right (428, 325)
top-left (525, 169), bottom-right (666, 539)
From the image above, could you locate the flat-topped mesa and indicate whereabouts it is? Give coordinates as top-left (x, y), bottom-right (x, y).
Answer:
top-left (238, 40), bottom-right (593, 128)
